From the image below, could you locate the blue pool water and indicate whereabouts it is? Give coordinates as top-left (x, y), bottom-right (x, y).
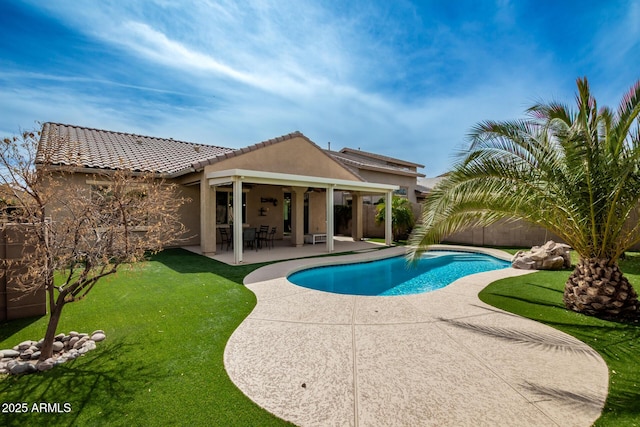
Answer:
top-left (287, 251), bottom-right (510, 296)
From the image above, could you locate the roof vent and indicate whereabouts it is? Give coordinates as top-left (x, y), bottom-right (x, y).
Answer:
top-left (136, 139), bottom-right (144, 145)
top-left (194, 146), bottom-right (200, 153)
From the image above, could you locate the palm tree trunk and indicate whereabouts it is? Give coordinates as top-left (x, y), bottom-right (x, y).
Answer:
top-left (564, 258), bottom-right (639, 320)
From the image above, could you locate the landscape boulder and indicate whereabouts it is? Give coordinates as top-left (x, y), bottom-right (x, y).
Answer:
top-left (512, 241), bottom-right (571, 270)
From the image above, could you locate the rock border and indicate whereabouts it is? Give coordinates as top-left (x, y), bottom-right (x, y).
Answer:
top-left (0, 330), bottom-right (106, 375)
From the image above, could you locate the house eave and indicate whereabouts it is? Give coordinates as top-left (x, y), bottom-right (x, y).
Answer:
top-left (356, 164), bottom-right (426, 178)
top-left (37, 163), bottom-right (195, 179)
top-left (206, 169), bottom-right (399, 193)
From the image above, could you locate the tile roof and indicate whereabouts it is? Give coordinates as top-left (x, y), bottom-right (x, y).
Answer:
top-left (37, 122), bottom-right (424, 183)
top-left (339, 147), bottom-right (425, 169)
top-left (38, 123), bottom-right (235, 176)
top-left (327, 149), bottom-right (425, 178)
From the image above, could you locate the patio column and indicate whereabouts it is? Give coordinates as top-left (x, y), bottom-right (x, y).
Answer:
top-left (233, 177), bottom-right (243, 264)
top-left (200, 175), bottom-right (217, 256)
top-left (351, 192), bottom-right (363, 241)
top-left (326, 185), bottom-right (335, 253)
top-left (290, 186), bottom-right (306, 247)
top-left (385, 190), bottom-right (393, 246)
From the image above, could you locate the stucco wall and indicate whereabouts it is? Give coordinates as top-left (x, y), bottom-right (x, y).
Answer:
top-left (308, 191), bottom-right (327, 234)
top-left (176, 183), bottom-right (201, 246)
top-left (243, 184), bottom-right (285, 239)
top-left (205, 137), bottom-right (361, 181)
top-left (46, 172), bottom-right (200, 247)
top-left (355, 170), bottom-right (420, 203)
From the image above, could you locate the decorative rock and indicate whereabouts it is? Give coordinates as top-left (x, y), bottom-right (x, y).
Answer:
top-left (83, 340), bottom-right (96, 352)
top-left (91, 330), bottom-right (105, 336)
top-left (91, 333), bottom-right (106, 342)
top-left (73, 337), bottom-right (89, 350)
top-left (511, 257), bottom-right (536, 270)
top-left (37, 358), bottom-right (55, 371)
top-left (529, 250), bottom-right (546, 261)
top-left (18, 341), bottom-right (33, 351)
top-left (19, 349), bottom-right (34, 360)
top-left (55, 333), bottom-right (66, 341)
top-left (30, 351), bottom-right (41, 360)
top-left (69, 331), bottom-right (79, 337)
top-left (512, 241), bottom-right (571, 270)
top-left (541, 256), bottom-right (565, 270)
top-left (52, 341), bottom-right (64, 352)
top-left (68, 337), bottom-right (79, 349)
top-left (78, 342), bottom-right (95, 355)
top-left (0, 349), bottom-right (20, 358)
top-left (9, 362), bottom-right (37, 375)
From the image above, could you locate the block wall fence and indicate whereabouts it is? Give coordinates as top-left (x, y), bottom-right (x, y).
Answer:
top-left (339, 202), bottom-right (640, 251)
top-left (0, 224), bottom-right (46, 321)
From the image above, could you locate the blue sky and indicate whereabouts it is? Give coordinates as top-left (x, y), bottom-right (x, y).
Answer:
top-left (1, 1), bottom-right (638, 176)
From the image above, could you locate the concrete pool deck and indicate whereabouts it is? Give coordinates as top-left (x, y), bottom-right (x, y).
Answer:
top-left (224, 246), bottom-right (609, 426)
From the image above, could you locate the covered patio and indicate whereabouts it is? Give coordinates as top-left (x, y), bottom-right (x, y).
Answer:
top-left (185, 235), bottom-right (390, 265)
top-left (200, 169), bottom-right (399, 265)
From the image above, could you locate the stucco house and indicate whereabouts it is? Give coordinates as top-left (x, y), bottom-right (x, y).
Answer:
top-left (328, 147), bottom-right (425, 204)
top-left (37, 123), bottom-right (402, 264)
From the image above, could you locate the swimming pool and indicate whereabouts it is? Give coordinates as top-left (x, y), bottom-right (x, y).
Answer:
top-left (287, 251), bottom-right (510, 296)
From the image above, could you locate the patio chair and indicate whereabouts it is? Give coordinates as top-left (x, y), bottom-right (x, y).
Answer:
top-left (219, 227), bottom-right (232, 251)
top-left (266, 226), bottom-right (277, 249)
top-left (257, 225), bottom-right (269, 248)
top-left (243, 227), bottom-right (258, 251)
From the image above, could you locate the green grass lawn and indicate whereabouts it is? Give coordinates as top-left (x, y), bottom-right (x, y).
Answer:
top-left (0, 249), bottom-right (292, 427)
top-left (479, 253), bottom-right (640, 426)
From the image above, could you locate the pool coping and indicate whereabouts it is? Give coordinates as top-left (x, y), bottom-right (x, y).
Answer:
top-left (227, 244), bottom-right (609, 426)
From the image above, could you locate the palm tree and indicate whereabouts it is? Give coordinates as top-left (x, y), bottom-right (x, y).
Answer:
top-left (375, 195), bottom-right (415, 241)
top-left (409, 77), bottom-right (640, 320)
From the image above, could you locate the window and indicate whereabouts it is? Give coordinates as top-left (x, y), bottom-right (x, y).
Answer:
top-left (90, 183), bottom-right (150, 228)
top-left (394, 187), bottom-right (408, 198)
top-left (215, 190), bottom-right (246, 224)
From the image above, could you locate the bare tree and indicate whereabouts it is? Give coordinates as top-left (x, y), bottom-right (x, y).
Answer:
top-left (1, 126), bottom-right (188, 361)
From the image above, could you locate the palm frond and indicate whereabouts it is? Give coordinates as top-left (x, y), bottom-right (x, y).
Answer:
top-left (409, 77), bottom-right (640, 263)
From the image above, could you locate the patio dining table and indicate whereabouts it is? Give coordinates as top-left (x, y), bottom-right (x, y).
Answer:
top-left (218, 225), bottom-right (262, 251)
